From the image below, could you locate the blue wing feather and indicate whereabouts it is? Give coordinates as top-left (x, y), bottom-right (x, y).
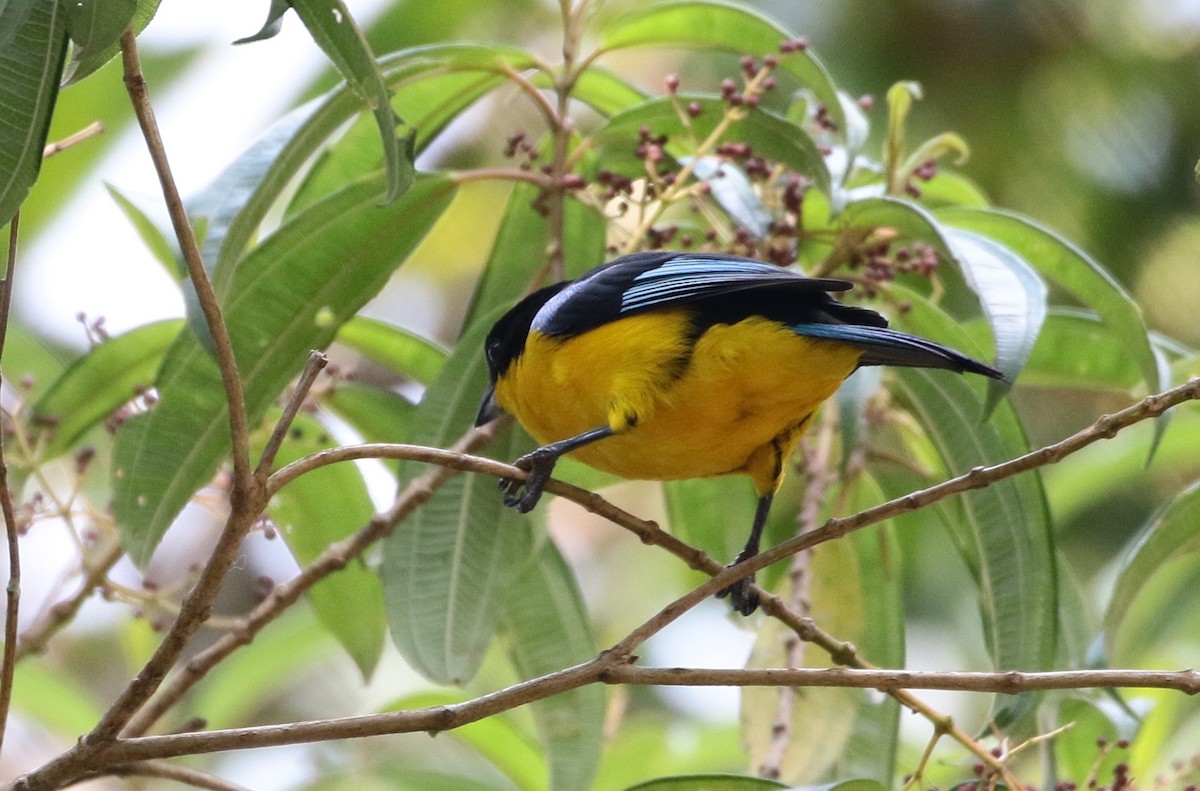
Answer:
top-left (791, 323), bottom-right (1005, 380)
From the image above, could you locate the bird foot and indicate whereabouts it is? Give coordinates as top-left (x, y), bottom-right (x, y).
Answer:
top-left (716, 574), bottom-right (761, 616)
top-left (499, 448), bottom-right (558, 513)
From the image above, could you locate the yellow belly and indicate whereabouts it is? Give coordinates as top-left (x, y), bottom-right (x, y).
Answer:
top-left (494, 311), bottom-right (861, 493)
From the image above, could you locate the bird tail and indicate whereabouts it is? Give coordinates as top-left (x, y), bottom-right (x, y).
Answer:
top-left (791, 323), bottom-right (1006, 381)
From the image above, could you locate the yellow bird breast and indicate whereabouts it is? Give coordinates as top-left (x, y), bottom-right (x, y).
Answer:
top-left (494, 311), bottom-right (862, 491)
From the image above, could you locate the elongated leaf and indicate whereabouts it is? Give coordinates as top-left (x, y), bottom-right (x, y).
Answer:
top-left (385, 691), bottom-right (546, 791)
top-left (0, 0), bottom-right (67, 223)
top-left (595, 95), bottom-right (830, 194)
top-left (323, 383), bottom-right (416, 445)
top-left (335, 316), bottom-right (447, 386)
top-left (688, 157), bottom-right (772, 237)
top-left (64, 0), bottom-right (136, 65)
top-left (289, 0), bottom-right (411, 203)
top-left (1104, 481), bottom-right (1200, 655)
top-left (61, 0), bottom-right (158, 85)
top-left (561, 66), bottom-right (646, 117)
top-left (268, 412), bottom-right (386, 678)
top-left (11, 661), bottom-right (105, 737)
top-left (105, 182), bottom-right (182, 279)
top-left (939, 207), bottom-right (1161, 394)
top-left (191, 609), bottom-right (332, 729)
top-left (942, 225), bottom-right (1047, 410)
top-left (597, 0), bottom-right (845, 143)
top-left (0, 0), bottom-right (37, 50)
top-left (382, 310), bottom-right (536, 685)
top-left (113, 175), bottom-right (456, 564)
top-left (742, 480), bottom-right (901, 785)
top-left (31, 319), bottom-right (183, 459)
top-left (891, 291), bottom-right (1056, 679)
top-left (500, 542), bottom-right (604, 791)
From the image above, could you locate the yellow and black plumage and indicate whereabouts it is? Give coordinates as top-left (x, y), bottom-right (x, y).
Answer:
top-left (476, 251), bottom-right (1004, 615)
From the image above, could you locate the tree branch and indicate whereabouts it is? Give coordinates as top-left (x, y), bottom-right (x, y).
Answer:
top-left (254, 351), bottom-right (328, 484)
top-left (0, 213), bottom-right (21, 756)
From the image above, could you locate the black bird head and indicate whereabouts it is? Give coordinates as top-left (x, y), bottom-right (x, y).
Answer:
top-left (475, 281), bottom-right (567, 426)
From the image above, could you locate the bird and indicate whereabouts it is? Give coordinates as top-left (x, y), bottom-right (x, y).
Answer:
top-left (475, 251), bottom-right (1005, 615)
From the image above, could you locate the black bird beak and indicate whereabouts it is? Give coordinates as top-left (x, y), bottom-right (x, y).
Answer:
top-left (475, 383), bottom-right (503, 427)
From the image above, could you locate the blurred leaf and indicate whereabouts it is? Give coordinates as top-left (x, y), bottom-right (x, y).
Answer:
top-left (113, 175), bottom-right (455, 565)
top-left (742, 482), bottom-right (901, 785)
top-left (285, 0), bottom-right (411, 203)
top-left (323, 382), bottom-right (416, 444)
top-left (291, 42), bottom-right (537, 215)
top-left (192, 609), bottom-right (332, 729)
top-left (688, 157), bottom-right (772, 237)
top-left (382, 309), bottom-right (536, 686)
top-left (463, 181), bottom-right (606, 332)
top-left (665, 476), bottom-right (757, 564)
top-left (595, 95), bottom-right (830, 194)
top-left (883, 80), bottom-right (921, 192)
top-left (938, 208), bottom-right (1161, 394)
top-left (916, 170), bottom-right (989, 208)
top-left (500, 542), bottom-right (604, 791)
top-left (941, 225), bottom-right (1047, 410)
top-left (385, 691), bottom-right (546, 791)
top-left (11, 661), bottom-right (104, 736)
top-left (335, 316), bottom-right (447, 386)
top-left (0, 0), bottom-right (67, 223)
top-left (835, 367), bottom-right (883, 475)
top-left (268, 412), bottom-right (386, 678)
top-left (562, 66), bottom-right (646, 117)
top-left (623, 776), bottom-right (788, 791)
top-left (31, 319), bottom-right (183, 459)
top-left (104, 182), bottom-right (182, 279)
top-left (1054, 696), bottom-right (1144, 784)
top-left (0, 0), bottom-right (37, 50)
top-left (892, 292), bottom-right (1056, 680)
top-left (597, 0), bottom-right (845, 140)
top-left (64, 0), bottom-right (136, 65)
top-left (1104, 481), bottom-right (1200, 656)
top-left (235, 0), bottom-right (288, 43)
top-left (61, 0), bottom-right (158, 85)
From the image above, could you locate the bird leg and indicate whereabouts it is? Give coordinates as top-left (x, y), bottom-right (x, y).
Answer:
top-left (500, 426), bottom-right (615, 513)
top-left (717, 493), bottom-right (773, 616)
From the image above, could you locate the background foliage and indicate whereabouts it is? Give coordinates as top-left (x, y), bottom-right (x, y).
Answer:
top-left (3, 1), bottom-right (1200, 789)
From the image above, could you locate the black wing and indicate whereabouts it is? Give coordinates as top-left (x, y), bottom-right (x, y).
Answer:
top-left (532, 252), bottom-right (879, 338)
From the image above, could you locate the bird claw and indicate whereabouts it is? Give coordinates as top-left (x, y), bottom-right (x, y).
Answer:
top-left (716, 575), bottom-right (761, 616)
top-left (498, 449), bottom-right (556, 514)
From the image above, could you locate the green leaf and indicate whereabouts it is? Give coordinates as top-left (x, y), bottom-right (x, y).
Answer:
top-left (11, 661), bottom-right (105, 736)
top-left (835, 367), bottom-right (883, 475)
top-left (883, 81), bottom-right (922, 191)
top-left (941, 225), bottom-right (1047, 411)
top-left (64, 0), bottom-right (136, 66)
top-left (268, 412), bottom-right (386, 678)
top-left (500, 542), bottom-right (604, 791)
top-left (192, 609), bottom-right (333, 729)
top-left (31, 319), bottom-right (183, 459)
top-left (288, 0), bottom-right (411, 203)
top-left (595, 95), bottom-right (830, 194)
top-left (891, 291), bottom-right (1056, 679)
top-left (664, 476), bottom-right (757, 564)
top-left (234, 0), bottom-right (288, 43)
top-left (938, 207), bottom-right (1161, 394)
top-left (742, 481), bottom-right (901, 785)
top-left (323, 383), bottom-right (416, 444)
top-left (0, 0), bottom-right (67, 223)
top-left (384, 691), bottom-right (546, 791)
top-left (61, 0), bottom-right (159, 86)
top-left (561, 66), bottom-right (646, 117)
top-left (623, 775), bottom-right (788, 791)
top-left (597, 0), bottom-right (845, 142)
top-left (104, 182), bottom-right (182, 279)
top-left (335, 316), bottom-right (448, 386)
top-left (0, 1), bottom-right (37, 50)
top-left (1104, 481), bottom-right (1200, 656)
top-left (112, 175), bottom-right (455, 565)
top-left (382, 309), bottom-right (536, 685)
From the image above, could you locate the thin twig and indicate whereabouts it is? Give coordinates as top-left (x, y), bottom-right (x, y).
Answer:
top-left (120, 428), bottom-right (496, 738)
top-left (254, 351), bottom-right (328, 484)
top-left (25, 663), bottom-right (1200, 770)
top-left (42, 122), bottom-right (104, 159)
top-left (0, 213), bottom-right (22, 754)
top-left (105, 761), bottom-right (252, 791)
top-left (119, 30), bottom-right (254, 499)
